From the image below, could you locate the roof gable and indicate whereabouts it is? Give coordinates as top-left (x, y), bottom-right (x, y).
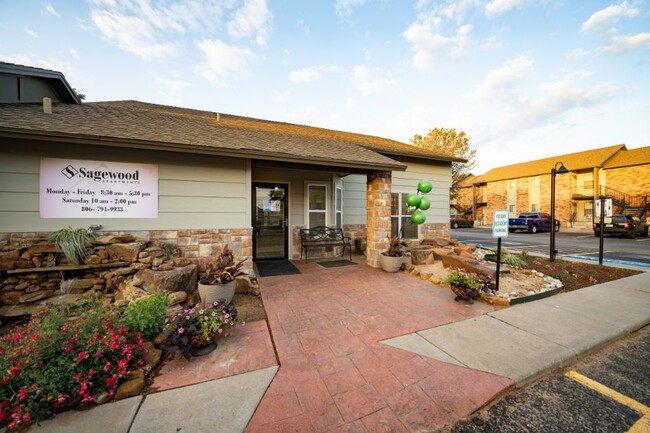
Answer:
top-left (602, 146), bottom-right (650, 169)
top-left (0, 62), bottom-right (80, 104)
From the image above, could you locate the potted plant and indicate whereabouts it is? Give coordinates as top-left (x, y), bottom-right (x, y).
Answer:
top-left (162, 300), bottom-right (238, 360)
top-left (379, 235), bottom-right (408, 272)
top-left (198, 245), bottom-right (247, 306)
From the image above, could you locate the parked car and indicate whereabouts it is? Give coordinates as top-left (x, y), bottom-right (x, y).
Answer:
top-left (508, 212), bottom-right (560, 233)
top-left (450, 215), bottom-right (474, 229)
top-left (593, 215), bottom-right (649, 239)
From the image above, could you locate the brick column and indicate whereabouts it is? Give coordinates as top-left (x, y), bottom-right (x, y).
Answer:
top-left (366, 171), bottom-right (392, 268)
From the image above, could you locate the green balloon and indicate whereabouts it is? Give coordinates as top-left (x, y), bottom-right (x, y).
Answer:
top-left (411, 210), bottom-right (426, 224)
top-left (418, 197), bottom-right (431, 210)
top-left (417, 180), bottom-right (433, 194)
top-left (405, 193), bottom-right (421, 208)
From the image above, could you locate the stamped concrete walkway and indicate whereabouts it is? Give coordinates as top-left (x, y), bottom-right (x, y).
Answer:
top-left (246, 259), bottom-right (514, 432)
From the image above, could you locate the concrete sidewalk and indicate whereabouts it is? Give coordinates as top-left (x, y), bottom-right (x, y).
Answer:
top-left (384, 271), bottom-right (650, 387)
top-left (25, 266), bottom-right (650, 433)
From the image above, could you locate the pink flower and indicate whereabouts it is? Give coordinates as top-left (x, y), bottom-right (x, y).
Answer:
top-left (22, 412), bottom-right (31, 423)
top-left (76, 351), bottom-right (88, 362)
top-left (65, 345), bottom-right (73, 353)
top-left (178, 327), bottom-right (185, 334)
top-left (17, 389), bottom-right (27, 401)
top-left (9, 367), bottom-right (19, 377)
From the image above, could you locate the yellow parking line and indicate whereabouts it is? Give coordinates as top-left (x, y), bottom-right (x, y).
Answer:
top-left (566, 371), bottom-right (650, 433)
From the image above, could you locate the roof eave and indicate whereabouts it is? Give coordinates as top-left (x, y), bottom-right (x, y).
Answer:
top-left (0, 129), bottom-right (407, 172)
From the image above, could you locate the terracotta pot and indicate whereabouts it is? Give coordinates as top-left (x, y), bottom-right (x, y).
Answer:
top-left (379, 254), bottom-right (403, 273)
top-left (198, 280), bottom-right (236, 306)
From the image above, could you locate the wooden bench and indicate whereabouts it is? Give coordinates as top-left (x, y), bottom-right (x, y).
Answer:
top-left (300, 226), bottom-right (352, 263)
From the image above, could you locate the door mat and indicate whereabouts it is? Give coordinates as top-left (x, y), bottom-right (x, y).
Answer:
top-left (317, 260), bottom-right (357, 268)
top-left (255, 260), bottom-right (302, 277)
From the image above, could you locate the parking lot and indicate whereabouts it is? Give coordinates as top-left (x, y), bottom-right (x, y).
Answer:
top-left (451, 227), bottom-right (650, 267)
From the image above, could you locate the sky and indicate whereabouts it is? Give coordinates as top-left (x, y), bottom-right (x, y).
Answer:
top-left (1, 0), bottom-right (649, 174)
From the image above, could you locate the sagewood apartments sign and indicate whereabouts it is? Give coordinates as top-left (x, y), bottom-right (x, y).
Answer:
top-left (40, 158), bottom-right (158, 218)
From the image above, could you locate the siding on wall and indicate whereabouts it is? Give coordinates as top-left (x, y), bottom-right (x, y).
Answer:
top-left (391, 160), bottom-right (451, 224)
top-left (0, 140), bottom-right (251, 232)
top-left (342, 174), bottom-right (366, 225)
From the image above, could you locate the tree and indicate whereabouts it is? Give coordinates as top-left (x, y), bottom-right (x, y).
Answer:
top-left (72, 88), bottom-right (86, 101)
top-left (411, 127), bottom-right (476, 199)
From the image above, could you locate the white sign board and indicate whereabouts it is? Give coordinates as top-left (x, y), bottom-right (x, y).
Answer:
top-left (594, 198), bottom-right (612, 218)
top-left (40, 158), bottom-right (158, 218)
top-left (493, 210), bottom-right (509, 238)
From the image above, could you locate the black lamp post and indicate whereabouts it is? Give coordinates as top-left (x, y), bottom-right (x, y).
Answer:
top-left (550, 162), bottom-right (569, 262)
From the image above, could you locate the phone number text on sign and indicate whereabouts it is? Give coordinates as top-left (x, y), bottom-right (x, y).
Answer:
top-left (40, 158), bottom-right (158, 218)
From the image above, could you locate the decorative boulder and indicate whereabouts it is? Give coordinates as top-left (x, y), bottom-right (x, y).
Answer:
top-left (134, 264), bottom-right (198, 294)
top-left (106, 242), bottom-right (146, 262)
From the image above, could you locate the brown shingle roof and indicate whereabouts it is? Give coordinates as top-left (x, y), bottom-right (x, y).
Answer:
top-left (472, 144), bottom-right (626, 183)
top-left (602, 146), bottom-right (650, 169)
top-left (0, 100), bottom-right (453, 171)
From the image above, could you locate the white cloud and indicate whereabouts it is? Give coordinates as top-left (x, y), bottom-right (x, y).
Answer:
top-left (605, 33), bottom-right (650, 52)
top-left (581, 1), bottom-right (638, 34)
top-left (155, 76), bottom-right (191, 91)
top-left (580, 1), bottom-right (649, 53)
top-left (475, 56), bottom-right (534, 100)
top-left (25, 27), bottom-right (38, 38)
top-left (69, 48), bottom-right (80, 60)
top-left (0, 54), bottom-right (77, 77)
top-left (512, 71), bottom-right (616, 130)
top-left (289, 65), bottom-right (344, 84)
top-left (296, 19), bottom-right (310, 36)
top-left (195, 39), bottom-right (258, 85)
top-left (226, 0), bottom-right (273, 46)
top-left (566, 48), bottom-right (591, 58)
top-left (350, 65), bottom-right (396, 95)
top-left (45, 3), bottom-right (60, 17)
top-left (403, 18), bottom-right (473, 70)
top-left (485, 0), bottom-right (525, 17)
top-left (88, 1), bottom-right (253, 60)
top-left (335, 0), bottom-right (366, 17)
top-left (91, 9), bottom-right (179, 60)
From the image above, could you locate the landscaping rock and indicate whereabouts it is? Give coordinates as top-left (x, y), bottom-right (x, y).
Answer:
top-left (27, 242), bottom-right (61, 255)
top-left (408, 246), bottom-right (435, 265)
top-left (106, 242), bottom-right (146, 262)
top-left (440, 254), bottom-right (493, 278)
top-left (0, 250), bottom-right (31, 270)
top-left (432, 248), bottom-right (453, 260)
top-left (421, 238), bottom-right (452, 247)
top-left (168, 291), bottom-right (187, 306)
top-left (115, 370), bottom-right (145, 400)
top-left (134, 264), bottom-right (197, 294)
top-left (95, 234), bottom-right (136, 244)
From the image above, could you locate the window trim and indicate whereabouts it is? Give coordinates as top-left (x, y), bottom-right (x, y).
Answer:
top-left (335, 185), bottom-right (343, 229)
top-left (305, 182), bottom-right (329, 228)
top-left (391, 192), bottom-right (419, 240)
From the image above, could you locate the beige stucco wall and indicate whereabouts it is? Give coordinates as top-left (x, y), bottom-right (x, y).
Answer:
top-left (0, 139), bottom-right (252, 232)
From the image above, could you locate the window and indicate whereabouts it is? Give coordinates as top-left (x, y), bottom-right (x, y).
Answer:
top-left (308, 184), bottom-right (327, 228)
top-left (530, 177), bottom-right (539, 187)
top-left (584, 202), bottom-right (593, 219)
top-left (509, 205), bottom-right (516, 213)
top-left (508, 180), bottom-right (516, 190)
top-left (335, 186), bottom-right (343, 229)
top-left (531, 204), bottom-right (538, 212)
top-left (391, 193), bottom-right (418, 239)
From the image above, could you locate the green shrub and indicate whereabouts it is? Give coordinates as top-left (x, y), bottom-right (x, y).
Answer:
top-left (550, 273), bottom-right (570, 282)
top-left (0, 300), bottom-right (146, 429)
top-left (519, 249), bottom-right (529, 261)
top-left (124, 292), bottom-right (169, 340)
top-left (49, 226), bottom-right (94, 265)
top-left (503, 253), bottom-right (526, 268)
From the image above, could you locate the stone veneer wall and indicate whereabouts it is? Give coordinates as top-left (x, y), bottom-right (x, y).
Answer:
top-left (366, 171), bottom-right (392, 268)
top-left (420, 223), bottom-right (449, 240)
top-left (0, 228), bottom-right (252, 307)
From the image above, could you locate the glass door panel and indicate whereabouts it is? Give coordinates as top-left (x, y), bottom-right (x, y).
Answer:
top-left (253, 184), bottom-right (288, 260)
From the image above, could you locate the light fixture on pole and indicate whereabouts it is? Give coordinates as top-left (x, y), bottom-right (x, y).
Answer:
top-left (550, 162), bottom-right (569, 262)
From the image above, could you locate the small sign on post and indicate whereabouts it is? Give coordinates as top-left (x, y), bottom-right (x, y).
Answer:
top-left (493, 210), bottom-right (509, 238)
top-left (492, 210), bottom-right (509, 291)
top-left (595, 199), bottom-right (612, 218)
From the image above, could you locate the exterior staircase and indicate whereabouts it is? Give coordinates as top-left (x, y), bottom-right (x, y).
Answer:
top-left (600, 186), bottom-right (649, 219)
